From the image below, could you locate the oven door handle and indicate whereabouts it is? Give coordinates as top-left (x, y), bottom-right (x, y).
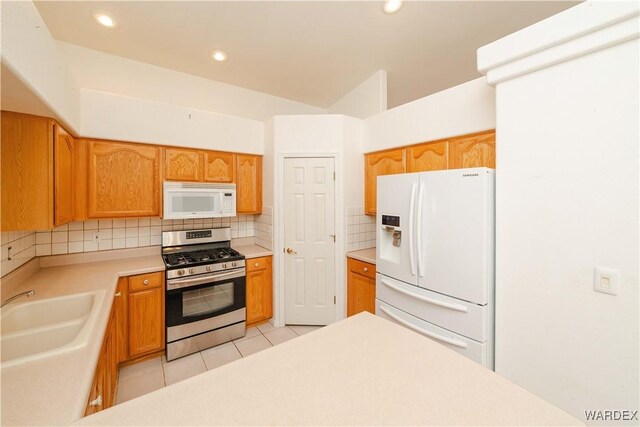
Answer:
top-left (167, 269), bottom-right (245, 291)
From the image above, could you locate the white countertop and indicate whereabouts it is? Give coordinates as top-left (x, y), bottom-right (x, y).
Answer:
top-left (231, 243), bottom-right (273, 259)
top-left (346, 247), bottom-right (376, 264)
top-left (74, 313), bottom-right (582, 426)
top-left (0, 254), bottom-right (165, 426)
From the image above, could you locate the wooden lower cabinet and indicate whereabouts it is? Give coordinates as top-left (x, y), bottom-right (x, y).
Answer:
top-left (246, 256), bottom-right (273, 326)
top-left (85, 309), bottom-right (118, 416)
top-left (85, 271), bottom-right (164, 416)
top-left (347, 258), bottom-right (376, 317)
top-left (128, 283), bottom-right (164, 358)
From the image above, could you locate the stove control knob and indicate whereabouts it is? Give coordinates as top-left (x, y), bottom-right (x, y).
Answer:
top-left (232, 262), bottom-right (237, 267)
top-left (177, 269), bottom-right (185, 276)
top-left (189, 268), bottom-right (195, 274)
top-left (206, 266), bottom-right (212, 272)
top-left (223, 263), bottom-right (227, 269)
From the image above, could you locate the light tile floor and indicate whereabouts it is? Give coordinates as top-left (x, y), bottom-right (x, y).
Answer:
top-left (116, 324), bottom-right (322, 404)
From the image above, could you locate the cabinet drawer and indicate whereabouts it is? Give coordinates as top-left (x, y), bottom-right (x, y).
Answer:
top-left (128, 272), bottom-right (162, 292)
top-left (347, 258), bottom-right (375, 280)
top-left (247, 256), bottom-right (269, 272)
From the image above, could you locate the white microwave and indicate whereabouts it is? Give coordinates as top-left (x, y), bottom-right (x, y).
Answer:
top-left (163, 182), bottom-right (236, 219)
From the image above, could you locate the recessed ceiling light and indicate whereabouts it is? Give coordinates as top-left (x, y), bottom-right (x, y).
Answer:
top-left (93, 11), bottom-right (117, 29)
top-left (383, 0), bottom-right (403, 14)
top-left (211, 49), bottom-right (228, 62)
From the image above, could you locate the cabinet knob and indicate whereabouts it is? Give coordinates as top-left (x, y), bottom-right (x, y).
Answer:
top-left (363, 267), bottom-right (368, 272)
top-left (115, 291), bottom-right (122, 297)
top-left (89, 395), bottom-right (103, 407)
top-left (143, 279), bottom-right (150, 285)
top-left (254, 262), bottom-right (259, 267)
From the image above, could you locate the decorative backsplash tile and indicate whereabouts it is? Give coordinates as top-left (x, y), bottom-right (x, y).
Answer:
top-left (34, 215), bottom-right (256, 256)
top-left (254, 206), bottom-right (273, 250)
top-left (346, 207), bottom-right (376, 252)
top-left (1, 231), bottom-right (37, 277)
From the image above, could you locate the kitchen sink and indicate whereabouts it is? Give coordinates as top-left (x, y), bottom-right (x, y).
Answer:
top-left (1, 290), bottom-right (106, 368)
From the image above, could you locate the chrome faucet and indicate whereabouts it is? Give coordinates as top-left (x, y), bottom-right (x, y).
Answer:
top-left (1, 290), bottom-right (35, 308)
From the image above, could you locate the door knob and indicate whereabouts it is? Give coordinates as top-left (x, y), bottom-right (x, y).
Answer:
top-left (286, 247), bottom-right (297, 254)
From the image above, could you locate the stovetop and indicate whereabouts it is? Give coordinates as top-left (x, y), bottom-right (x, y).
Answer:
top-left (162, 247), bottom-right (244, 268)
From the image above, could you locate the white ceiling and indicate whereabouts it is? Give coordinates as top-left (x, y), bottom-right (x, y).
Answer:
top-left (34, 1), bottom-right (577, 109)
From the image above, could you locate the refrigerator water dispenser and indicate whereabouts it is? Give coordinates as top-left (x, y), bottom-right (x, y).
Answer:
top-left (379, 215), bottom-right (401, 263)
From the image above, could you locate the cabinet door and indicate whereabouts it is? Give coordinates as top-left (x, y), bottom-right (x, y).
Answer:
top-left (347, 259), bottom-right (376, 317)
top-left (128, 286), bottom-right (164, 358)
top-left (204, 151), bottom-right (235, 182)
top-left (84, 354), bottom-right (105, 416)
top-left (1, 112), bottom-right (54, 231)
top-left (87, 140), bottom-right (161, 218)
top-left (115, 277), bottom-right (128, 364)
top-left (364, 149), bottom-right (405, 215)
top-left (406, 141), bottom-right (448, 173)
top-left (236, 154), bottom-right (262, 214)
top-left (449, 131), bottom-right (495, 169)
top-left (165, 147), bottom-right (203, 181)
top-left (246, 257), bottom-right (273, 325)
top-left (54, 125), bottom-right (75, 226)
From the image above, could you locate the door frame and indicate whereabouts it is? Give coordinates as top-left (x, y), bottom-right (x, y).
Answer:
top-left (273, 152), bottom-right (345, 327)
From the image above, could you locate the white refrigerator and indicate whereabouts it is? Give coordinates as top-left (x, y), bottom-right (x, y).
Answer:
top-left (375, 167), bottom-right (495, 368)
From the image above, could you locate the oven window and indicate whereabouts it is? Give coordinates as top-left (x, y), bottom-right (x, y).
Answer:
top-left (182, 282), bottom-right (234, 317)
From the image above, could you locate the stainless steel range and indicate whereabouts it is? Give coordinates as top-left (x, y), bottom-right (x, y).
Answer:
top-left (162, 227), bottom-right (246, 361)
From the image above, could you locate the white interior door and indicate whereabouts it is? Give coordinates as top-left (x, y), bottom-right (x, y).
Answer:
top-left (284, 157), bottom-right (336, 325)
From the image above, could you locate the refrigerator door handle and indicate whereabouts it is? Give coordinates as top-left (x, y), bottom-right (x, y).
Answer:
top-left (408, 183), bottom-right (417, 276)
top-left (379, 306), bottom-right (468, 349)
top-left (380, 279), bottom-right (468, 312)
top-left (416, 182), bottom-right (425, 277)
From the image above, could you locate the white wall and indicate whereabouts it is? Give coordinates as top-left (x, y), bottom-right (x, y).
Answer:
top-left (60, 42), bottom-right (326, 122)
top-left (363, 77), bottom-right (495, 152)
top-left (479, 2), bottom-right (639, 424)
top-left (80, 89), bottom-right (263, 154)
top-left (327, 70), bottom-right (387, 119)
top-left (0, 1), bottom-right (80, 133)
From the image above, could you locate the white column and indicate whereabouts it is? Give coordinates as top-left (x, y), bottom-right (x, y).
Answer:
top-left (478, 2), bottom-right (639, 424)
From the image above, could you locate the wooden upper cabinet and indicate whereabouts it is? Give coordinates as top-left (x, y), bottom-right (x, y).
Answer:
top-left (364, 149), bottom-right (405, 215)
top-left (449, 131), bottom-right (496, 169)
top-left (1, 112), bottom-right (76, 231)
top-left (1, 112), bottom-right (53, 231)
top-left (54, 125), bottom-right (75, 226)
top-left (204, 151), bottom-right (235, 183)
top-left (406, 140), bottom-right (448, 173)
top-left (236, 154), bottom-right (262, 214)
top-left (165, 148), bottom-right (203, 181)
top-left (87, 140), bottom-right (161, 218)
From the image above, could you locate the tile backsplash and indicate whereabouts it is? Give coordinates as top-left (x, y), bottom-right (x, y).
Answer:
top-left (346, 207), bottom-right (376, 252)
top-left (34, 215), bottom-right (256, 256)
top-left (254, 206), bottom-right (274, 250)
top-left (1, 231), bottom-right (36, 277)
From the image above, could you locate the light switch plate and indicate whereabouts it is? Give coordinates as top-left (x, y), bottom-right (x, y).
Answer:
top-left (594, 266), bottom-right (620, 296)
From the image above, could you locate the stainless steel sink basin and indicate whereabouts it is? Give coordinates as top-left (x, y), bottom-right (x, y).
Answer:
top-left (1, 290), bottom-right (106, 368)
